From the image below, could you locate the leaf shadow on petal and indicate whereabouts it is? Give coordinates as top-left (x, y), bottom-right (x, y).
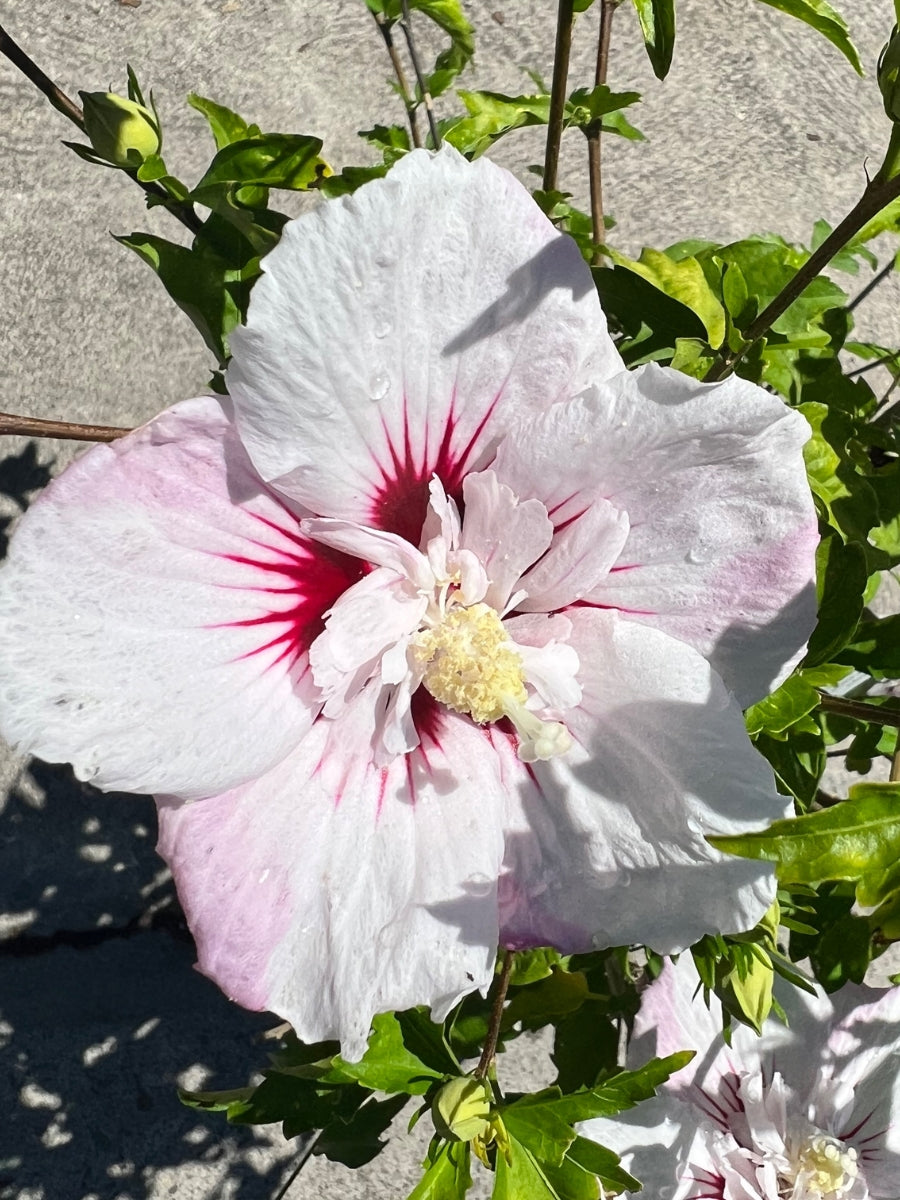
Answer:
top-left (441, 237), bottom-right (594, 357)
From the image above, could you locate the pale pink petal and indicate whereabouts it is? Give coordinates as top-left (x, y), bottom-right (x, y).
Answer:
top-left (493, 364), bottom-right (818, 706)
top-left (496, 609), bottom-right (790, 954)
top-left (0, 397), bottom-right (359, 798)
top-left (227, 146), bottom-right (622, 545)
top-left (516, 498), bottom-right (629, 612)
top-left (157, 687), bottom-right (510, 1059)
top-left (459, 471), bottom-right (553, 611)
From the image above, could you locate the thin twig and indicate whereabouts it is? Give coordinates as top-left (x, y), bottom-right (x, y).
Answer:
top-left (474, 949), bottom-right (514, 1081)
top-left (0, 413), bottom-right (130, 442)
top-left (847, 258), bottom-right (895, 312)
top-left (543, 0), bottom-right (576, 192)
top-left (373, 11), bottom-right (422, 149)
top-left (703, 171), bottom-right (900, 383)
top-left (399, 0), bottom-right (440, 149)
top-left (891, 744), bottom-right (900, 783)
top-left (818, 692), bottom-right (900, 728)
top-left (0, 21), bottom-right (203, 236)
top-left (271, 1131), bottom-right (323, 1200)
top-left (587, 0), bottom-right (620, 263)
top-left (846, 353), bottom-right (900, 378)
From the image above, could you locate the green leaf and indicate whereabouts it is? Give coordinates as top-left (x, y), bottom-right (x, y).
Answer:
top-left (114, 231), bottom-right (246, 364)
top-left (190, 133), bottom-right (328, 199)
top-left (188, 93), bottom-right (260, 150)
top-left (754, 0), bottom-right (862, 73)
top-left (804, 534), bottom-right (869, 667)
top-left (408, 1141), bottom-right (472, 1200)
top-left (506, 1054), bottom-right (693, 1128)
top-left (565, 85), bottom-right (642, 136)
top-left (839, 613), bottom-right (900, 675)
top-left (552, 1005), bottom-right (619, 1091)
top-left (444, 91), bottom-right (550, 158)
top-left (178, 1085), bottom-right (256, 1115)
top-left (495, 1133), bottom-right (560, 1200)
top-left (593, 263), bottom-right (709, 365)
top-left (509, 948), bottom-right (567, 987)
top-left (608, 248), bottom-right (726, 348)
top-left (314, 1093), bottom-right (408, 1168)
top-left (319, 163), bottom-right (389, 198)
top-left (709, 783), bottom-right (900, 906)
top-left (503, 1098), bottom-right (575, 1168)
top-left (503, 967), bottom-right (590, 1030)
top-left (564, 1136), bottom-right (640, 1194)
top-left (745, 675), bottom-right (821, 737)
top-left (330, 1013), bottom-right (444, 1095)
top-left (629, 0), bottom-right (676, 79)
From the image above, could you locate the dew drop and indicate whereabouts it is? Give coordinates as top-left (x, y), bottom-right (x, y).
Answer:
top-left (467, 872), bottom-right (494, 897)
top-left (687, 816), bottom-right (705, 836)
top-left (373, 319), bottom-right (392, 340)
top-left (686, 547), bottom-right (707, 565)
top-left (375, 252), bottom-right (395, 268)
top-left (369, 373), bottom-right (390, 401)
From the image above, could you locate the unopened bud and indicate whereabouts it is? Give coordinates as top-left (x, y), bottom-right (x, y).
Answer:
top-left (432, 1077), bottom-right (492, 1143)
top-left (879, 27), bottom-right (900, 123)
top-left (80, 91), bottom-right (161, 166)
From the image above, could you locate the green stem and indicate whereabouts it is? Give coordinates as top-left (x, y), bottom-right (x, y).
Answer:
top-left (474, 950), bottom-right (514, 1081)
top-left (543, 0), bottom-right (576, 192)
top-left (818, 692), bottom-right (900, 728)
top-left (703, 169), bottom-right (900, 383)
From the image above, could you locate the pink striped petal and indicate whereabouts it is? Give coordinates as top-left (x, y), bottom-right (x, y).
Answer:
top-left (0, 397), bottom-right (361, 798)
top-left (496, 609), bottom-right (790, 954)
top-left (227, 147), bottom-right (622, 546)
top-left (157, 687), bottom-right (510, 1059)
top-left (493, 364), bottom-right (818, 706)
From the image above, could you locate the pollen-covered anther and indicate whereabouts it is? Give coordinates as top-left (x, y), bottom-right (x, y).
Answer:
top-left (412, 602), bottom-right (571, 761)
top-left (794, 1134), bottom-right (859, 1197)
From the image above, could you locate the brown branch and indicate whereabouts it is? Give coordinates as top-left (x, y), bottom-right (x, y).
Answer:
top-left (0, 413), bottom-right (130, 443)
top-left (588, 0), bottom-right (620, 263)
top-left (543, 0), bottom-right (576, 192)
top-left (818, 691), bottom-right (900, 728)
top-left (474, 949), bottom-right (514, 1081)
top-left (703, 169), bottom-right (900, 382)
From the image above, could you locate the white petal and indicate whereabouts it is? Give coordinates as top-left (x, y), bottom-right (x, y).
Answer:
top-left (227, 146), bottom-right (621, 546)
top-left (157, 688), bottom-right (509, 1059)
top-left (309, 567), bottom-right (426, 714)
top-left (496, 609), bottom-right (791, 954)
top-left (460, 470), bottom-right (553, 611)
top-left (0, 397), bottom-right (357, 799)
top-left (494, 364), bottom-right (818, 705)
top-left (516, 498), bottom-right (630, 612)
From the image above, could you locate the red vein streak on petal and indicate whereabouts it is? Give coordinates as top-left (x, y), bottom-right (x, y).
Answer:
top-left (368, 391), bottom-right (501, 544)
top-left (210, 530), bottom-right (363, 669)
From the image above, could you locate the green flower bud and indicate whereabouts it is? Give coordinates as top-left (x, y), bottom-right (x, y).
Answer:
top-left (80, 91), bottom-right (161, 166)
top-left (879, 26), bottom-right (900, 123)
top-left (432, 1077), bottom-right (492, 1143)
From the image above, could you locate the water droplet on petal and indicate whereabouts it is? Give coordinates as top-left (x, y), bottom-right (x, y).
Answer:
top-left (467, 873), bottom-right (494, 897)
top-left (373, 320), bottom-right (392, 339)
top-left (375, 252), bottom-right (395, 268)
top-left (369, 373), bottom-right (390, 401)
top-left (686, 547), bottom-right (707, 565)
top-left (687, 816), bottom-right (705, 836)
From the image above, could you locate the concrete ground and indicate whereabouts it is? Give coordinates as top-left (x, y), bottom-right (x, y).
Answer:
top-left (2, 1), bottom-right (900, 1197)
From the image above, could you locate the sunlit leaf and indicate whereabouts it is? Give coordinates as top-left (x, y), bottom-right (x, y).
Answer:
top-left (754, 0), bottom-right (861, 74)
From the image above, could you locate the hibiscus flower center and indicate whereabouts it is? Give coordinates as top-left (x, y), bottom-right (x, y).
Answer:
top-left (783, 1133), bottom-right (860, 1199)
top-left (411, 601), bottom-right (572, 762)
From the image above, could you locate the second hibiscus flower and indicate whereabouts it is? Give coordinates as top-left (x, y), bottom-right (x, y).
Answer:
top-left (0, 146), bottom-right (818, 1056)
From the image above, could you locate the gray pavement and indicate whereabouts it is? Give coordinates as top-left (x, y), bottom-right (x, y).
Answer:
top-left (2, 1), bottom-right (900, 1197)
